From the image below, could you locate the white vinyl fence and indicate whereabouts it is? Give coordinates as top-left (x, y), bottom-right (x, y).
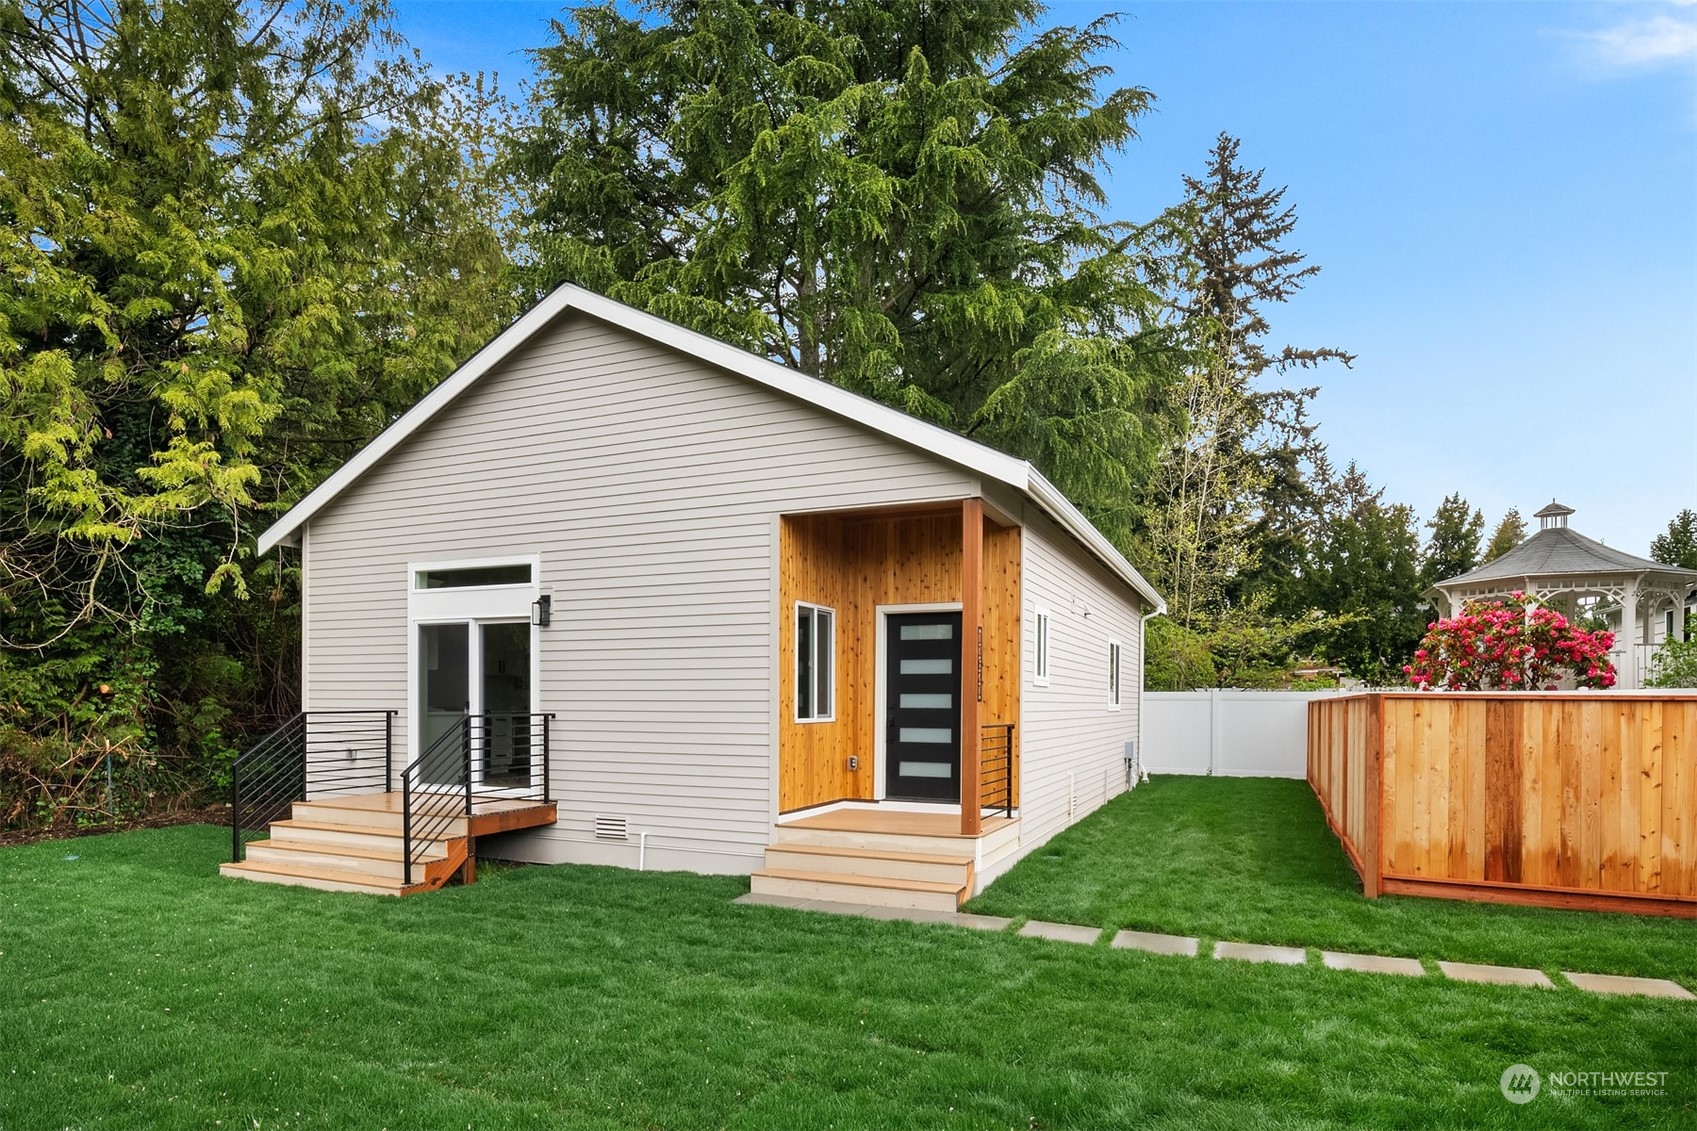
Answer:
top-left (1143, 690), bottom-right (1348, 779)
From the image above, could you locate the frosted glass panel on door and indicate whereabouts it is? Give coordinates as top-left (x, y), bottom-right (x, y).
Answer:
top-left (899, 727), bottom-right (952, 744)
top-left (900, 623), bottom-right (954, 641)
top-left (900, 658), bottom-right (952, 675)
top-left (898, 762), bottom-right (953, 778)
top-left (900, 693), bottom-right (953, 709)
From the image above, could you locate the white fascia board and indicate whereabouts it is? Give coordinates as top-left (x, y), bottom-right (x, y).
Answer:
top-left (1026, 469), bottom-right (1167, 614)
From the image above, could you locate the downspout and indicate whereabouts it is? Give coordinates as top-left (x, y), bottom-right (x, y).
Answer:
top-left (1135, 607), bottom-right (1160, 787)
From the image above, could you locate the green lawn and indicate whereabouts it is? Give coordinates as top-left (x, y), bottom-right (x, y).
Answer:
top-left (967, 776), bottom-right (1697, 985)
top-left (0, 824), bottom-right (1691, 1128)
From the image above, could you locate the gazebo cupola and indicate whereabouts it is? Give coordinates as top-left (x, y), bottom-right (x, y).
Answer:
top-left (1535, 499), bottom-right (1574, 530)
top-left (1426, 501), bottom-right (1697, 689)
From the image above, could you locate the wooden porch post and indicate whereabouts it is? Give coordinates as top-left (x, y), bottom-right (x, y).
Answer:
top-left (960, 498), bottom-right (983, 835)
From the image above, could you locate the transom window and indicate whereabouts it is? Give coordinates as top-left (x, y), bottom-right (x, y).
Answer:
top-left (796, 602), bottom-right (836, 722)
top-left (415, 564), bottom-right (533, 589)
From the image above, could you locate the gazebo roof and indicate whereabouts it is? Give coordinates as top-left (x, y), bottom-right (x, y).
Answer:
top-left (1436, 525), bottom-right (1697, 590)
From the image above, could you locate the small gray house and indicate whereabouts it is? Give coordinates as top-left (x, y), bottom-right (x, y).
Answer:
top-left (225, 285), bottom-right (1164, 907)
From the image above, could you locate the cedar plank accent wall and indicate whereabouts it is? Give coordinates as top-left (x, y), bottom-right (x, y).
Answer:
top-left (778, 506), bottom-right (1021, 813)
top-left (1308, 693), bottom-right (1697, 917)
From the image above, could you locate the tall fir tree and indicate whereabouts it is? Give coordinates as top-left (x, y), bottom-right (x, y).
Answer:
top-left (509, 0), bottom-right (1183, 546)
top-left (1483, 508), bottom-right (1527, 562)
top-left (1303, 464), bottom-right (1426, 683)
top-left (1141, 133), bottom-right (1349, 634)
top-left (1650, 509), bottom-right (1697, 570)
top-left (1421, 492), bottom-right (1484, 588)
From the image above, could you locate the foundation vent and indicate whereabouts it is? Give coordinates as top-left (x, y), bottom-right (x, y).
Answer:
top-left (594, 815), bottom-right (629, 840)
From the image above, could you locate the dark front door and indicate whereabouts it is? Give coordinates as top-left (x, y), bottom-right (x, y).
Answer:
top-left (885, 612), bottom-right (963, 801)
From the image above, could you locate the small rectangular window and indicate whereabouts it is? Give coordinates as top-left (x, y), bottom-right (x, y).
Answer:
top-left (1034, 608), bottom-right (1051, 685)
top-left (416, 564), bottom-right (532, 589)
top-left (1108, 641), bottom-right (1122, 709)
top-left (796, 603), bottom-right (835, 722)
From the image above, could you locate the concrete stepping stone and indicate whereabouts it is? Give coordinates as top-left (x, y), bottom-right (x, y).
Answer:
top-left (734, 892), bottom-right (811, 909)
top-left (1437, 961), bottom-right (1554, 988)
top-left (860, 905), bottom-right (958, 924)
top-left (1214, 941), bottom-right (1306, 965)
top-left (1111, 929), bottom-right (1199, 957)
top-left (949, 912), bottom-right (1016, 932)
top-left (1321, 951), bottom-right (1424, 977)
top-left (1018, 920), bottom-right (1103, 945)
top-left (1563, 972), bottom-right (1695, 1000)
top-left (794, 899), bottom-right (876, 916)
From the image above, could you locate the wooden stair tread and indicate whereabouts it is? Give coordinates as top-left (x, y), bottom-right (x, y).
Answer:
top-left (223, 859), bottom-right (413, 892)
top-left (753, 868), bottom-right (965, 895)
top-left (247, 837), bottom-right (448, 863)
top-left (768, 843), bottom-right (973, 867)
top-left (270, 818), bottom-right (450, 840)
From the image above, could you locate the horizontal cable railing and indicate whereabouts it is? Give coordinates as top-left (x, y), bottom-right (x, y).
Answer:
top-left (979, 723), bottom-right (1015, 818)
top-left (231, 710), bottom-right (395, 862)
top-left (401, 713), bottom-right (552, 885)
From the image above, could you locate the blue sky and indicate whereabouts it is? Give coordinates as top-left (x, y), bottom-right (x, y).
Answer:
top-left (391, 0), bottom-right (1696, 557)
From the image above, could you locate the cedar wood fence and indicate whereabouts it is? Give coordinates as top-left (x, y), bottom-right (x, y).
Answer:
top-left (1308, 692), bottom-right (1697, 918)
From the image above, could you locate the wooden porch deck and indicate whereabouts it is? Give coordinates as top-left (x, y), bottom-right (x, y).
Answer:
top-left (754, 806), bottom-right (1023, 911)
top-left (222, 790), bottom-right (557, 896)
top-left (779, 808), bottom-right (1017, 840)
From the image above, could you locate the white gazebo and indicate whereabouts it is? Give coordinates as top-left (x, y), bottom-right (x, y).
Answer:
top-left (1427, 501), bottom-right (1697, 689)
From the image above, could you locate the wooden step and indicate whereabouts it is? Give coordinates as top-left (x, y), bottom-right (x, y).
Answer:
top-left (267, 818), bottom-right (450, 855)
top-left (220, 859), bottom-right (412, 896)
top-left (749, 868), bottom-right (966, 912)
top-left (291, 798), bottom-right (468, 836)
top-left (764, 843), bottom-right (974, 886)
top-left (243, 838), bottom-right (449, 882)
top-left (771, 827), bottom-right (983, 856)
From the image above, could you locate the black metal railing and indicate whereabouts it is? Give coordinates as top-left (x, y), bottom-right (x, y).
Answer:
top-left (401, 713), bottom-right (552, 885)
top-left (230, 710), bottom-right (395, 862)
top-left (979, 722), bottom-right (1015, 818)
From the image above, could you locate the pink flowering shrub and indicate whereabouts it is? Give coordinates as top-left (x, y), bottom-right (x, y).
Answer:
top-left (1404, 592), bottom-right (1616, 691)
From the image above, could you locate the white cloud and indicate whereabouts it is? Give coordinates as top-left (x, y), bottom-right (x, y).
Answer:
top-left (1580, 9), bottom-right (1697, 67)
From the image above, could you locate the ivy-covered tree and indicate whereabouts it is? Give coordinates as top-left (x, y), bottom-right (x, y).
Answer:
top-left (1140, 133), bottom-right (1349, 650)
top-left (0, 0), bottom-right (515, 826)
top-left (510, 0), bottom-right (1181, 545)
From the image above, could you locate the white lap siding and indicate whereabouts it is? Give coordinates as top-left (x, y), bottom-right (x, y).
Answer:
top-left (302, 311), bottom-right (973, 874)
top-left (1011, 508), bottom-right (1145, 865)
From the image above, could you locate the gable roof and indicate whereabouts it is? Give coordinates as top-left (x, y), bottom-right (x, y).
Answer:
top-left (257, 283), bottom-right (1166, 612)
top-left (1434, 525), bottom-right (1697, 589)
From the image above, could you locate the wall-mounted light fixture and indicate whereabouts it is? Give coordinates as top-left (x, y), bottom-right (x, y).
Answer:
top-left (531, 594), bottom-right (552, 627)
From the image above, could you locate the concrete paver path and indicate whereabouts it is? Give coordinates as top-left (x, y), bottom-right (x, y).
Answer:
top-left (732, 892), bottom-right (1691, 1001)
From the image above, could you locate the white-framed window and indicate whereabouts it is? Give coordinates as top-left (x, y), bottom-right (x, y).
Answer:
top-left (1108, 640), bottom-right (1122, 709)
top-left (795, 602), bottom-right (836, 722)
top-left (1034, 607), bottom-right (1051, 686)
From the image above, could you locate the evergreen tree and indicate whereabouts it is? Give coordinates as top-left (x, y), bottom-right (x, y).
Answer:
top-left (1421, 492), bottom-right (1484, 587)
top-left (1650, 509), bottom-right (1697, 569)
top-left (1483, 508), bottom-right (1527, 561)
top-left (0, 0), bottom-right (515, 812)
top-left (511, 0), bottom-right (1182, 545)
top-left (1141, 133), bottom-right (1349, 633)
top-left (1304, 465), bottom-right (1425, 683)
